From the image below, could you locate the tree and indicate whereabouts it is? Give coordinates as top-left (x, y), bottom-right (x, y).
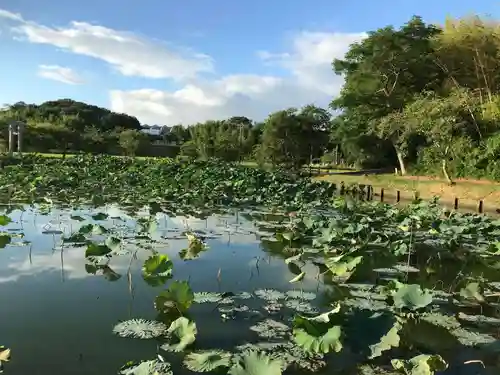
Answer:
top-left (331, 16), bottom-right (446, 171)
top-left (259, 106), bottom-right (331, 169)
top-left (400, 89), bottom-right (484, 184)
top-left (118, 129), bottom-right (146, 156)
top-left (433, 16), bottom-right (500, 106)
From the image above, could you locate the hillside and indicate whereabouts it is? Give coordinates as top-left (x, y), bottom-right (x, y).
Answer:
top-left (0, 99), bottom-right (141, 132)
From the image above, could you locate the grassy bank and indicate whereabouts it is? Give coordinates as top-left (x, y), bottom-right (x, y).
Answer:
top-left (316, 172), bottom-right (500, 213)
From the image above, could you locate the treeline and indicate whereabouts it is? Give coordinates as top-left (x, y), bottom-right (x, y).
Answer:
top-left (331, 15), bottom-right (500, 182)
top-left (0, 99), bottom-right (180, 157)
top-left (2, 15), bottom-right (500, 181)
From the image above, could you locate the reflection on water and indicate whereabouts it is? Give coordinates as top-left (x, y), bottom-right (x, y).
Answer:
top-left (0, 205), bottom-right (323, 375)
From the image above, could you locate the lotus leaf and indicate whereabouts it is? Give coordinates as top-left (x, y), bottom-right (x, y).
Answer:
top-left (183, 350), bottom-right (232, 372)
top-left (229, 351), bottom-right (283, 375)
top-left (161, 317), bottom-right (197, 352)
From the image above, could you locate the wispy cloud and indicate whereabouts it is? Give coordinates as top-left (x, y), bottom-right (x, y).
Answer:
top-left (37, 64), bottom-right (84, 85)
top-left (0, 7), bottom-right (366, 125)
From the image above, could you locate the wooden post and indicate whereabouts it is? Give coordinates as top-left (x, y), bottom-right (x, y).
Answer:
top-left (478, 200), bottom-right (484, 214)
top-left (396, 190), bottom-right (401, 202)
top-left (8, 123), bottom-right (14, 156)
top-left (17, 122), bottom-right (24, 155)
top-left (454, 198), bottom-right (459, 210)
top-left (380, 188), bottom-right (384, 202)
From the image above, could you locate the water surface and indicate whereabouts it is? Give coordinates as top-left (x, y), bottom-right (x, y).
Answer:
top-left (0, 205), bottom-right (323, 374)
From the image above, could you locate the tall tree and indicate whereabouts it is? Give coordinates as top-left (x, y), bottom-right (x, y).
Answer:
top-left (331, 16), bottom-right (446, 172)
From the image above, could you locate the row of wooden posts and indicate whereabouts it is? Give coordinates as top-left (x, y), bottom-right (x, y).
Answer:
top-left (6, 121), bottom-right (25, 156)
top-left (336, 183), bottom-right (487, 214)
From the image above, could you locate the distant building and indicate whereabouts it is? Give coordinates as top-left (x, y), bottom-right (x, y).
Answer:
top-left (141, 124), bottom-right (165, 136)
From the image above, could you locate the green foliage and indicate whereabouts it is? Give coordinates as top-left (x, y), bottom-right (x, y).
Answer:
top-left (118, 129), bottom-right (148, 156)
top-left (0, 155), bottom-right (336, 209)
top-left (0, 346), bottom-right (10, 373)
top-left (229, 351), bottom-right (283, 375)
top-left (142, 254), bottom-right (174, 286)
top-left (391, 284), bottom-right (434, 310)
top-left (183, 350), bottom-right (232, 372)
top-left (330, 14), bottom-right (500, 179)
top-left (161, 317), bottom-right (197, 352)
top-left (119, 359), bottom-right (173, 375)
top-left (391, 354), bottom-right (448, 375)
top-left (292, 306), bottom-right (343, 354)
top-left (155, 280), bottom-right (194, 313)
top-left (112, 319), bottom-right (168, 339)
top-left (259, 106), bottom-right (330, 169)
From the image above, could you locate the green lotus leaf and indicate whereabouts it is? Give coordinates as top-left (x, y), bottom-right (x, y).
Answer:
top-left (392, 284), bottom-right (433, 310)
top-left (391, 354), bottom-right (448, 375)
top-left (194, 291), bottom-right (222, 303)
top-left (229, 351), bottom-right (283, 375)
top-left (85, 242), bottom-right (113, 257)
top-left (183, 350), bottom-right (232, 372)
top-left (325, 255), bottom-right (363, 278)
top-left (161, 317), bottom-right (197, 352)
top-left (155, 280), bottom-right (194, 312)
top-left (142, 254), bottom-right (173, 286)
top-left (112, 319), bottom-right (167, 339)
top-left (292, 306), bottom-right (343, 354)
top-left (119, 359), bottom-right (172, 375)
top-left (0, 215), bottom-right (12, 226)
top-left (0, 234), bottom-right (11, 249)
top-left (459, 282), bottom-right (484, 302)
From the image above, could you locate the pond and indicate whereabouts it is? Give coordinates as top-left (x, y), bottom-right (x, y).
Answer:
top-left (1, 202), bottom-right (500, 375)
top-left (0, 205), bottom-right (326, 375)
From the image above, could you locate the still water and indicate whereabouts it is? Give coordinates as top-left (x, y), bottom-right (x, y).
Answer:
top-left (0, 205), bottom-right (323, 374)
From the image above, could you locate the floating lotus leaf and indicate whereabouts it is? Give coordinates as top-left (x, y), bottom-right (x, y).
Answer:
top-left (392, 284), bottom-right (433, 310)
top-left (113, 319), bottom-right (167, 339)
top-left (155, 280), bottom-right (194, 312)
top-left (0, 346), bottom-right (11, 372)
top-left (459, 282), bottom-right (484, 302)
top-left (250, 319), bottom-right (290, 339)
top-left (161, 317), bottom-right (197, 352)
top-left (292, 306), bottom-right (343, 354)
top-left (119, 359), bottom-right (172, 375)
top-left (285, 299), bottom-right (318, 314)
top-left (229, 351), bottom-right (283, 375)
top-left (391, 354), bottom-right (448, 375)
top-left (142, 254), bottom-right (173, 286)
top-left (183, 350), bottom-right (232, 372)
top-left (194, 291), bottom-right (222, 303)
top-left (0, 234), bottom-right (11, 249)
top-left (0, 215), bottom-right (12, 226)
top-left (254, 289), bottom-right (285, 301)
top-left (325, 254), bottom-right (363, 279)
top-left (286, 290), bottom-right (316, 301)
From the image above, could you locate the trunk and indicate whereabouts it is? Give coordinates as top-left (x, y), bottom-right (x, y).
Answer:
top-left (395, 149), bottom-right (407, 176)
top-left (441, 158), bottom-right (454, 186)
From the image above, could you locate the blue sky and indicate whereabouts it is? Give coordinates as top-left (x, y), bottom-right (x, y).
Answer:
top-left (0, 0), bottom-right (498, 125)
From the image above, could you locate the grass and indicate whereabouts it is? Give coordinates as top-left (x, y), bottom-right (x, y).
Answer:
top-left (315, 172), bottom-right (500, 213)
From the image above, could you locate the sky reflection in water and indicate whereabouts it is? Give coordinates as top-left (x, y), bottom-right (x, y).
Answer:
top-left (0, 205), bottom-right (322, 375)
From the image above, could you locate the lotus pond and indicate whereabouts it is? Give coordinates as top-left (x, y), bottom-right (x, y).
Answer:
top-left (1, 199), bottom-right (500, 375)
top-left (1, 156), bottom-right (500, 375)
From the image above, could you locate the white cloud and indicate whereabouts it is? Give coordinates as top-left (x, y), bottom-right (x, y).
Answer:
top-left (110, 31), bottom-right (366, 124)
top-left (0, 9), bottom-right (22, 22)
top-left (0, 9), bottom-right (213, 80)
top-left (37, 64), bottom-right (84, 85)
top-left (0, 8), bottom-right (366, 125)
